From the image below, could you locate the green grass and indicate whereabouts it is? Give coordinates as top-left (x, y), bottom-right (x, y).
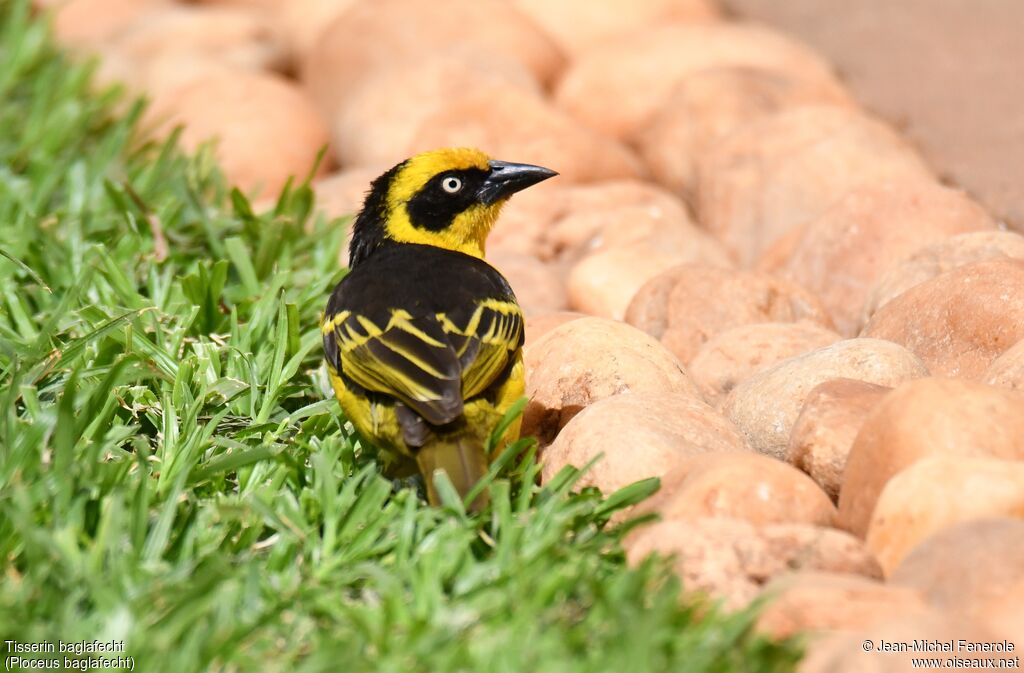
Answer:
top-left (0, 4), bottom-right (800, 671)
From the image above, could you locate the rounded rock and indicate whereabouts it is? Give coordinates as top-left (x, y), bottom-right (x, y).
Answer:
top-left (625, 265), bottom-right (834, 364)
top-left (487, 252), bottom-right (567, 316)
top-left (862, 258), bottom-right (1024, 379)
top-left (309, 166), bottom-right (379, 252)
top-left (864, 230), bottom-right (1024, 323)
top-left (86, 5), bottom-right (287, 97)
top-left (633, 452), bottom-right (835, 527)
top-left (329, 56), bottom-right (540, 169)
top-left (637, 66), bottom-right (853, 202)
top-left (837, 378), bottom-right (1024, 537)
top-left (145, 71), bottom-right (332, 198)
top-left (798, 612), bottom-right (998, 673)
top-left (889, 518), bottom-right (1024, 640)
top-left (755, 222), bottom-right (811, 275)
top-left (192, 0), bottom-right (280, 7)
top-left (556, 23), bottom-right (839, 141)
top-left (787, 379), bottom-right (892, 501)
top-left (625, 518), bottom-right (882, 609)
top-left (51, 0), bottom-right (170, 48)
top-left (566, 238), bottom-right (730, 321)
top-left (277, 0), bottom-right (359, 62)
top-left (722, 339), bottom-right (928, 461)
top-left (756, 572), bottom-right (930, 639)
top-left (523, 311), bottom-right (585, 345)
top-left (780, 180), bottom-right (995, 336)
top-left (541, 393), bottom-right (748, 496)
top-left (492, 180), bottom-right (693, 262)
top-left (512, 0), bottom-right (719, 55)
top-left (698, 106), bottom-right (933, 267)
top-left (313, 167), bottom-right (382, 221)
top-left (111, 6), bottom-right (287, 90)
top-left (523, 317), bottom-right (701, 445)
top-left (984, 338), bottom-right (1024, 392)
top-left (544, 183), bottom-right (697, 261)
top-left (302, 0), bottom-right (564, 122)
top-left (489, 181), bottom-right (568, 258)
top-left (688, 321), bottom-right (842, 408)
top-left (866, 457), bottom-right (1024, 575)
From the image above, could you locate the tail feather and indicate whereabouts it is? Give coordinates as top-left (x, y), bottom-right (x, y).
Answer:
top-left (416, 435), bottom-right (490, 512)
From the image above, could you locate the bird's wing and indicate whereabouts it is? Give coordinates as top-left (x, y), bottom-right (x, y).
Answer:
top-left (323, 308), bottom-right (464, 425)
top-left (322, 298), bottom-right (523, 426)
top-left (437, 298), bottom-right (524, 401)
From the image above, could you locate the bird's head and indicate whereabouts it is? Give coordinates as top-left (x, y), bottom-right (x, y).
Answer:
top-left (348, 148), bottom-right (557, 267)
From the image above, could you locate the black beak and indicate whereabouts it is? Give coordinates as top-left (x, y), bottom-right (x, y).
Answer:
top-left (477, 160), bottom-right (558, 205)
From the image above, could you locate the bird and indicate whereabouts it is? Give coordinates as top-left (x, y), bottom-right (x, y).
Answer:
top-left (321, 147), bottom-right (557, 509)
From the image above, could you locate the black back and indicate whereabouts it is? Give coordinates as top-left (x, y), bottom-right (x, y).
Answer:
top-left (330, 243), bottom-right (515, 320)
top-left (323, 241), bottom-right (521, 373)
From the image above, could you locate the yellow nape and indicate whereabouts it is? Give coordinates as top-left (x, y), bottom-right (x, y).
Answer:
top-left (384, 147), bottom-right (500, 259)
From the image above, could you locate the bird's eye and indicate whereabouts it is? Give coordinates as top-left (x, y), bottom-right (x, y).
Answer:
top-left (441, 176), bottom-right (463, 194)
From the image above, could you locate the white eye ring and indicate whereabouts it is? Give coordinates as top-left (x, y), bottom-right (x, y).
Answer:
top-left (441, 176), bottom-right (463, 193)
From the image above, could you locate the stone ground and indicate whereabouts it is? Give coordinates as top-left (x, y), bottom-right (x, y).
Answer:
top-left (723, 0), bottom-right (1024, 231)
top-left (44, 0), bottom-right (1024, 659)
